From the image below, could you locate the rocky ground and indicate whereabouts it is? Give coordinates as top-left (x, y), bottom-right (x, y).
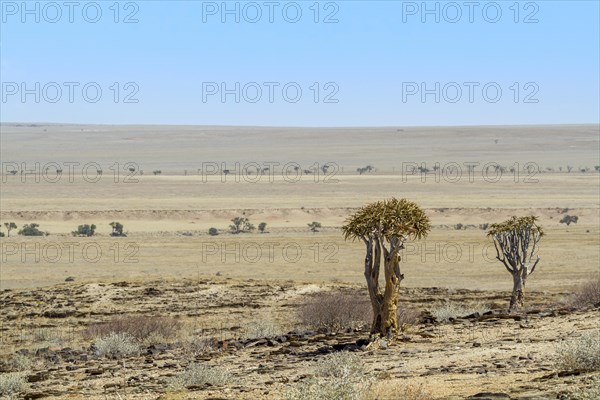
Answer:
top-left (0, 278), bottom-right (598, 399)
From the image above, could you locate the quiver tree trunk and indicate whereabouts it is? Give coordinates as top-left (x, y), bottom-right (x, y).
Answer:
top-left (510, 272), bottom-right (525, 310)
top-left (363, 236), bottom-right (406, 338)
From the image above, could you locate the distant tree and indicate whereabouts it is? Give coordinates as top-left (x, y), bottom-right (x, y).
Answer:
top-left (454, 223), bottom-right (463, 230)
top-left (229, 217), bottom-right (255, 234)
top-left (479, 223), bottom-right (490, 230)
top-left (208, 227), bottom-right (219, 236)
top-left (258, 222), bottom-right (267, 233)
top-left (488, 216), bottom-right (543, 310)
top-left (4, 222), bottom-right (17, 237)
top-left (72, 224), bottom-right (96, 237)
top-left (579, 167), bottom-right (590, 173)
top-left (308, 221), bottom-right (322, 233)
top-left (595, 166), bottom-right (600, 172)
top-left (357, 165), bottom-right (374, 175)
top-left (153, 170), bottom-right (162, 175)
top-left (109, 222), bottom-right (126, 237)
top-left (0, 232), bottom-right (4, 237)
top-left (18, 223), bottom-right (46, 236)
top-left (559, 215), bottom-right (578, 226)
top-left (566, 165), bottom-right (573, 173)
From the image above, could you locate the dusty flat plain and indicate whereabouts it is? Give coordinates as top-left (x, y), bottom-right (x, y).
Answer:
top-left (0, 123), bottom-right (599, 399)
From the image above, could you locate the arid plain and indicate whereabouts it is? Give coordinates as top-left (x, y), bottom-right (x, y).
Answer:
top-left (0, 124), bottom-right (599, 399)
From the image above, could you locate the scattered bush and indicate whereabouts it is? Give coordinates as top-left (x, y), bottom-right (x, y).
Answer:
top-left (0, 372), bottom-right (28, 397)
top-left (3, 222), bottom-right (17, 237)
top-left (560, 215), bottom-right (579, 226)
top-left (454, 223), bottom-right (463, 230)
top-left (479, 223), bottom-right (489, 230)
top-left (567, 377), bottom-right (600, 400)
top-left (429, 301), bottom-right (490, 323)
top-left (208, 227), bottom-right (219, 236)
top-left (569, 276), bottom-right (600, 308)
top-left (258, 222), bottom-right (267, 233)
top-left (7, 353), bottom-right (32, 372)
top-left (168, 363), bottom-right (231, 389)
top-left (109, 221), bottom-right (126, 237)
top-left (229, 217), bottom-right (254, 234)
top-left (308, 221), bottom-right (322, 233)
top-left (0, 232), bottom-right (4, 237)
top-left (83, 315), bottom-right (182, 343)
top-left (555, 331), bottom-right (600, 371)
top-left (297, 292), bottom-right (371, 332)
top-left (284, 352), bottom-right (372, 400)
top-left (18, 223), bottom-right (46, 236)
top-left (72, 224), bottom-right (96, 237)
top-left (95, 332), bottom-right (141, 359)
top-left (397, 306), bottom-right (421, 330)
top-left (367, 381), bottom-right (433, 400)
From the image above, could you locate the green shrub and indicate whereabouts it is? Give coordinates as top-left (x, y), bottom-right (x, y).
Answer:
top-left (18, 223), bottom-right (46, 236)
top-left (208, 227), bottom-right (219, 236)
top-left (72, 224), bottom-right (96, 237)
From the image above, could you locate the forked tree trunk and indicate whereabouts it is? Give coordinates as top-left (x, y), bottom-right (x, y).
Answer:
top-left (364, 237), bottom-right (404, 338)
top-left (509, 272), bottom-right (526, 311)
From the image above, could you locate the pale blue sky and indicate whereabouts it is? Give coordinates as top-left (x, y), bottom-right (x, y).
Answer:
top-left (1, 0), bottom-right (599, 126)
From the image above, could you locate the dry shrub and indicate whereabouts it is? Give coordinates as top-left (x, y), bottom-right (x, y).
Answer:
top-left (367, 381), bottom-right (433, 400)
top-left (397, 307), bottom-right (421, 330)
top-left (297, 292), bottom-right (371, 332)
top-left (0, 372), bottom-right (28, 397)
top-left (83, 315), bottom-right (182, 343)
top-left (285, 352), bottom-right (372, 400)
top-left (556, 331), bottom-right (600, 371)
top-left (167, 363), bottom-right (232, 390)
top-left (95, 332), bottom-right (141, 359)
top-left (429, 301), bottom-right (490, 323)
top-left (570, 276), bottom-right (600, 308)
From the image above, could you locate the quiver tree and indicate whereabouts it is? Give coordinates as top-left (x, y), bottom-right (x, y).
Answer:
top-left (488, 216), bottom-right (543, 311)
top-left (342, 198), bottom-right (430, 338)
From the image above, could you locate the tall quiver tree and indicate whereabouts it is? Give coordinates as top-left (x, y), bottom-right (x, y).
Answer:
top-left (342, 198), bottom-right (430, 339)
top-left (488, 216), bottom-right (543, 311)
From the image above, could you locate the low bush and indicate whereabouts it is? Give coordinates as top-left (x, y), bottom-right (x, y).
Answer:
top-left (429, 301), bottom-right (490, 323)
top-left (569, 276), bottom-right (600, 308)
top-left (168, 363), bottom-right (231, 389)
top-left (297, 291), bottom-right (371, 332)
top-left (95, 332), bottom-right (141, 359)
top-left (0, 372), bottom-right (28, 397)
top-left (556, 331), bottom-right (600, 371)
top-left (83, 315), bottom-right (182, 343)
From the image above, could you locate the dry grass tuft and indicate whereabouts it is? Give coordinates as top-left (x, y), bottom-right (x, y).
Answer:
top-left (556, 331), bottom-right (600, 371)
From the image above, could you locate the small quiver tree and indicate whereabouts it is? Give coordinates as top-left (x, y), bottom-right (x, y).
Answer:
top-left (342, 198), bottom-right (430, 339)
top-left (488, 216), bottom-right (543, 311)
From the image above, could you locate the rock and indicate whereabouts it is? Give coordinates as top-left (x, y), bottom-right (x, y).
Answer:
top-left (473, 342), bottom-right (482, 347)
top-left (65, 277), bottom-right (75, 282)
top-left (467, 393), bottom-right (510, 399)
top-left (27, 372), bottom-right (50, 383)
